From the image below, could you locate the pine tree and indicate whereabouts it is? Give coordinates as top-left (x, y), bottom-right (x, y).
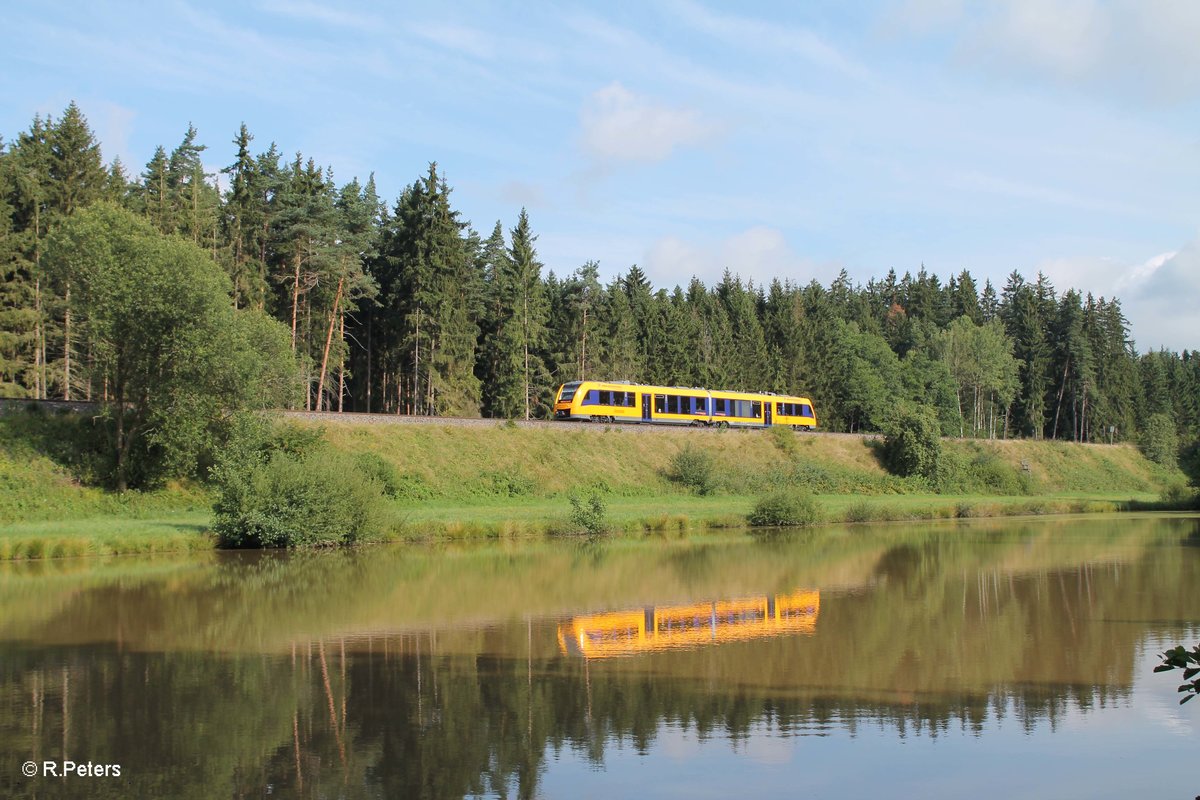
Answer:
top-left (374, 164), bottom-right (480, 415)
top-left (0, 141), bottom-right (37, 396)
top-left (45, 103), bottom-right (107, 399)
top-left (221, 124), bottom-right (268, 309)
top-left (138, 146), bottom-right (170, 232)
top-left (504, 209), bottom-right (549, 418)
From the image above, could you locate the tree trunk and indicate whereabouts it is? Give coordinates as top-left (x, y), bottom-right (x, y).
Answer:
top-left (1051, 357), bottom-right (1070, 440)
top-left (412, 310), bottom-right (422, 416)
top-left (523, 293), bottom-right (530, 420)
top-left (315, 277), bottom-right (344, 411)
top-left (338, 314), bottom-right (345, 413)
top-left (290, 253), bottom-right (301, 351)
top-left (63, 283), bottom-right (71, 400)
top-left (576, 304), bottom-right (585, 383)
top-left (365, 314), bottom-right (373, 413)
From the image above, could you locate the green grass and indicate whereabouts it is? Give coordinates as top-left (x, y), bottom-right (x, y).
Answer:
top-left (0, 512), bottom-right (213, 559)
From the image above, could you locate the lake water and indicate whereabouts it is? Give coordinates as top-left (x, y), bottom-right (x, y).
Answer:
top-left (1, 514), bottom-right (1198, 799)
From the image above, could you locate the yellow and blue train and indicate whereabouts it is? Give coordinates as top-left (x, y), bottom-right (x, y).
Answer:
top-left (552, 380), bottom-right (817, 430)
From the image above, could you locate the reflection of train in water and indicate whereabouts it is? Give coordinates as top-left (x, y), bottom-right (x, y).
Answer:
top-left (556, 590), bottom-right (820, 659)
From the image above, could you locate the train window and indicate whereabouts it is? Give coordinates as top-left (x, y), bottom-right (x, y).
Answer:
top-left (582, 390), bottom-right (599, 405)
top-left (694, 396), bottom-right (706, 414)
top-left (752, 401), bottom-right (762, 418)
top-left (559, 383), bottom-right (580, 402)
top-left (714, 398), bottom-right (727, 415)
top-left (654, 394), bottom-right (666, 414)
top-left (667, 395), bottom-right (680, 414)
top-left (801, 404), bottom-right (813, 417)
top-left (777, 402), bottom-right (785, 416)
top-left (599, 390), bottom-right (611, 405)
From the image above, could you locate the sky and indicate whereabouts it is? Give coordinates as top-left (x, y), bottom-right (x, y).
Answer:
top-left (3, 0), bottom-right (1198, 352)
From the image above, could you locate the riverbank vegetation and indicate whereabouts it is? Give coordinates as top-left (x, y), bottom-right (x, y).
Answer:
top-left (3, 407), bottom-right (1195, 555)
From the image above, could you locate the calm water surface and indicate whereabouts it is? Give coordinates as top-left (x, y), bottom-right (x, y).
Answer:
top-left (1, 514), bottom-right (1198, 799)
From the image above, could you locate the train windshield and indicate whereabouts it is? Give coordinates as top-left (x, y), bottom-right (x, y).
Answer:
top-left (558, 382), bottom-right (581, 403)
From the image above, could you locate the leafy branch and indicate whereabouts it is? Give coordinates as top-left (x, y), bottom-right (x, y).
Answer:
top-left (1154, 644), bottom-right (1200, 704)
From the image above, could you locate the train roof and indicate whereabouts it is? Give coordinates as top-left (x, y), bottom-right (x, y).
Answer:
top-left (561, 380), bottom-right (812, 403)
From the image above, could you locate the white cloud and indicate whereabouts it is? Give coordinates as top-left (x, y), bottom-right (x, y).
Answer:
top-left (578, 82), bottom-right (716, 164)
top-left (667, 0), bottom-right (871, 82)
top-left (88, 100), bottom-right (137, 169)
top-left (1034, 240), bottom-right (1200, 352)
top-left (412, 23), bottom-right (497, 60)
top-left (975, 0), bottom-right (1109, 79)
top-left (257, 0), bottom-right (385, 33)
top-left (882, 0), bottom-right (964, 34)
top-left (958, 0), bottom-right (1200, 103)
top-left (645, 226), bottom-right (838, 289)
top-left (1122, 241), bottom-right (1200, 351)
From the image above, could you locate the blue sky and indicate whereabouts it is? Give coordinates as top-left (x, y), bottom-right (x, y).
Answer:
top-left (3, 0), bottom-right (1198, 351)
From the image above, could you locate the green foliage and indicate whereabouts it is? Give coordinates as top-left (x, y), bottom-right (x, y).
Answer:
top-left (1180, 440), bottom-right (1200, 488)
top-left (1138, 412), bottom-right (1179, 467)
top-left (1154, 644), bottom-right (1200, 705)
top-left (44, 203), bottom-right (299, 490)
top-left (482, 470), bottom-right (536, 497)
top-left (941, 316), bottom-right (1019, 438)
top-left (211, 423), bottom-right (388, 548)
top-left (882, 405), bottom-right (943, 481)
top-left (768, 424), bottom-right (798, 455)
top-left (1158, 483), bottom-right (1199, 509)
top-left (935, 446), bottom-right (1032, 496)
top-left (354, 452), bottom-right (402, 498)
top-left (748, 489), bottom-right (819, 527)
top-left (568, 490), bottom-right (609, 535)
top-left (391, 472), bottom-right (434, 501)
top-left (668, 444), bottom-right (716, 495)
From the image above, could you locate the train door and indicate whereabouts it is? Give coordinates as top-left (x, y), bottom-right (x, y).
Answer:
top-left (764, 402), bottom-right (772, 426)
top-left (642, 394), bottom-right (652, 421)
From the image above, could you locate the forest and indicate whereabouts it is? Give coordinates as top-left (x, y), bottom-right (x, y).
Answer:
top-left (2, 103), bottom-right (1198, 451)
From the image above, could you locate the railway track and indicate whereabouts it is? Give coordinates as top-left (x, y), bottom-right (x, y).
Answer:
top-left (280, 409), bottom-right (872, 438)
top-left (2, 399), bottom-right (870, 438)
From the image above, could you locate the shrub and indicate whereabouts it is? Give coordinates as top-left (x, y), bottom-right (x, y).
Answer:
top-left (568, 490), bottom-right (609, 535)
top-left (768, 425), bottom-right (798, 455)
top-left (882, 405), bottom-right (943, 480)
top-left (1177, 440), bottom-right (1200, 488)
top-left (842, 500), bottom-right (879, 523)
top-left (483, 470), bottom-right (536, 497)
top-left (1160, 483), bottom-right (1200, 509)
top-left (354, 452), bottom-right (401, 498)
top-left (962, 449), bottom-right (1028, 495)
top-left (392, 472), bottom-right (434, 501)
top-left (668, 444), bottom-right (715, 495)
top-left (748, 489), bottom-right (819, 527)
top-left (213, 448), bottom-right (389, 548)
top-left (1139, 412), bottom-right (1179, 467)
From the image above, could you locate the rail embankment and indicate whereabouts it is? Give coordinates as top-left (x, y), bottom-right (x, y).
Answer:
top-left (0, 409), bottom-right (1188, 559)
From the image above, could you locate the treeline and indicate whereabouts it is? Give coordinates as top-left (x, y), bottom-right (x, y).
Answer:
top-left (2, 103), bottom-right (1198, 447)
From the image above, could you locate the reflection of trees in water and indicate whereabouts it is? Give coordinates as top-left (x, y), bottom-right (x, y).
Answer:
top-left (2, 517), bottom-right (1198, 798)
top-left (2, 546), bottom-right (1197, 799)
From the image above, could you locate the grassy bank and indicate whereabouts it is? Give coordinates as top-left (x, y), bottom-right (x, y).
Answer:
top-left (0, 411), bottom-right (1189, 558)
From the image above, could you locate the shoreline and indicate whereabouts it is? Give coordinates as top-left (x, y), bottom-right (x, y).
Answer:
top-left (1, 490), bottom-right (1186, 561)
